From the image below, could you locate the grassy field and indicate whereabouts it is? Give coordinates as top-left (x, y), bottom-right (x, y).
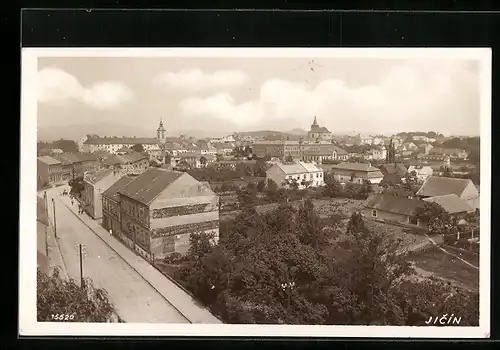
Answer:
top-left (407, 246), bottom-right (479, 292)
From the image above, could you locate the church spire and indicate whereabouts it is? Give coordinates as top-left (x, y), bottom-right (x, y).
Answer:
top-left (311, 116), bottom-right (319, 127)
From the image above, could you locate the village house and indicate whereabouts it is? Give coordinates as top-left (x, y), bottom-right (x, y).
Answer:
top-left (266, 161), bottom-right (324, 189)
top-left (180, 155), bottom-right (202, 169)
top-left (367, 146), bottom-right (387, 160)
top-left (81, 168), bottom-right (122, 220)
top-left (418, 143), bottom-right (434, 155)
top-left (426, 147), bottom-right (468, 160)
top-left (37, 156), bottom-right (63, 187)
top-left (196, 140), bottom-right (218, 156)
top-left (380, 163), bottom-right (408, 178)
top-left (213, 142), bottom-right (234, 156)
top-left (103, 152), bottom-right (149, 175)
top-left (101, 176), bottom-right (135, 238)
top-left (326, 162), bottom-right (384, 185)
top-left (363, 194), bottom-right (427, 229)
top-left (407, 165), bottom-right (434, 183)
top-left (399, 142), bottom-right (418, 152)
top-left (423, 194), bottom-right (475, 218)
top-left (117, 168), bottom-right (219, 261)
top-left (416, 176), bottom-right (480, 211)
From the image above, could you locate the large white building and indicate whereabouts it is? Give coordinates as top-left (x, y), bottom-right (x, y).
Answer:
top-left (266, 161), bottom-right (324, 189)
top-left (81, 120), bottom-right (167, 156)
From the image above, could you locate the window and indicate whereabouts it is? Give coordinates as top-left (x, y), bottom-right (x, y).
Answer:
top-left (372, 210), bottom-right (377, 217)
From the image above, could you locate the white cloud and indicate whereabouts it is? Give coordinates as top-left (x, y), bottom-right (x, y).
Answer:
top-left (38, 68), bottom-right (133, 110)
top-left (154, 69), bottom-right (249, 91)
top-left (178, 59), bottom-right (480, 135)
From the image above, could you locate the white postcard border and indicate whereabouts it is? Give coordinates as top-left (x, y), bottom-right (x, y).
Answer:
top-left (20, 47), bottom-right (491, 338)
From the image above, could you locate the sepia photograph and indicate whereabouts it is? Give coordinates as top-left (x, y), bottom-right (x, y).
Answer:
top-left (20, 48), bottom-right (491, 338)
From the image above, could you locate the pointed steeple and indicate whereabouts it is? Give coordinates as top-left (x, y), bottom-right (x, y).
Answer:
top-left (311, 116), bottom-right (319, 128)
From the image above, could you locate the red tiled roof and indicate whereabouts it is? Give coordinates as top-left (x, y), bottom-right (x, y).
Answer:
top-left (416, 176), bottom-right (473, 197)
top-left (364, 194), bottom-right (426, 216)
top-left (102, 176), bottom-right (135, 202)
top-left (118, 168), bottom-right (185, 205)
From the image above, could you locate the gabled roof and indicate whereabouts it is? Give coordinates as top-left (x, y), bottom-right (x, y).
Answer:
top-left (122, 151), bottom-right (148, 163)
top-left (84, 137), bottom-right (160, 145)
top-left (333, 145), bottom-right (348, 155)
top-left (91, 151), bottom-right (112, 159)
top-left (274, 161), bottom-right (322, 175)
top-left (103, 154), bottom-right (127, 166)
top-left (416, 176), bottom-right (473, 197)
top-left (37, 156), bottom-right (61, 166)
top-left (102, 176), bottom-right (135, 202)
top-left (423, 194), bottom-right (474, 214)
top-left (380, 163), bottom-right (408, 176)
top-left (117, 146), bottom-right (133, 153)
top-left (331, 162), bottom-right (381, 172)
top-left (118, 168), bottom-right (185, 205)
top-left (85, 169), bottom-right (114, 184)
top-left (75, 152), bottom-right (98, 162)
top-left (310, 126), bottom-right (330, 133)
top-left (364, 194), bottom-right (426, 216)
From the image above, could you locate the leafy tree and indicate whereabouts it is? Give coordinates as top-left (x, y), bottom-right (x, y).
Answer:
top-left (297, 199), bottom-right (325, 249)
top-left (323, 173), bottom-right (343, 198)
top-left (256, 180), bottom-right (266, 192)
top-left (415, 202), bottom-right (453, 234)
top-left (216, 154), bottom-right (224, 162)
top-left (131, 144), bottom-right (144, 153)
top-left (285, 155), bottom-right (294, 163)
top-left (69, 176), bottom-right (85, 197)
top-left (200, 156), bottom-right (208, 167)
top-left (37, 267), bottom-right (116, 322)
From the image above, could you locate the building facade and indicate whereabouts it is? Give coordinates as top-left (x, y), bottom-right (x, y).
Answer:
top-left (37, 156), bottom-right (63, 187)
top-left (363, 194), bottom-right (427, 229)
top-left (82, 169), bottom-right (122, 220)
top-left (117, 168), bottom-right (220, 261)
top-left (266, 161), bottom-right (324, 189)
top-left (326, 162), bottom-right (384, 184)
top-left (101, 176), bottom-right (135, 238)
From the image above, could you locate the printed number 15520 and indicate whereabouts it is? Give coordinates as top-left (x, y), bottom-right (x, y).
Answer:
top-left (51, 314), bottom-right (75, 321)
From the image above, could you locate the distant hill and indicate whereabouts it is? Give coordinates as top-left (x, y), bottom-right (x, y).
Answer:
top-left (288, 128), bottom-right (308, 136)
top-left (234, 130), bottom-right (287, 138)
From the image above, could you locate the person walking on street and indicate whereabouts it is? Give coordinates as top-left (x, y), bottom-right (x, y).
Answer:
top-left (109, 229), bottom-right (113, 236)
top-left (71, 199), bottom-right (74, 206)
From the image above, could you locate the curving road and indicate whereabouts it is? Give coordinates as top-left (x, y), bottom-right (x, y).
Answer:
top-left (44, 186), bottom-right (190, 323)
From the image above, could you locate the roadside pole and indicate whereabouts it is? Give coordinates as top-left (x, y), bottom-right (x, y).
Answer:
top-left (79, 244), bottom-right (84, 289)
top-left (52, 198), bottom-right (57, 239)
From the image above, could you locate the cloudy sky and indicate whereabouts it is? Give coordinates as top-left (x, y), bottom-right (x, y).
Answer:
top-left (37, 56), bottom-right (481, 141)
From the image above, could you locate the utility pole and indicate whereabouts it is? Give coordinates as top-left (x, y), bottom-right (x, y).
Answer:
top-left (79, 244), bottom-right (84, 289)
top-left (52, 198), bottom-right (57, 239)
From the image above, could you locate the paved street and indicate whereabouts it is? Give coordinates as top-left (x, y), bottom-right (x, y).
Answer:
top-left (43, 186), bottom-right (190, 323)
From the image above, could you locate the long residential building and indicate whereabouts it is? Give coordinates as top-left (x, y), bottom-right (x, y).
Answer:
top-left (266, 161), bottom-right (324, 189)
top-left (82, 169), bottom-right (122, 220)
top-left (253, 139), bottom-right (348, 162)
top-left (83, 136), bottom-right (162, 154)
top-left (37, 156), bottom-right (63, 187)
top-left (116, 168), bottom-right (220, 261)
top-left (101, 176), bottom-right (135, 237)
top-left (323, 162), bottom-right (384, 184)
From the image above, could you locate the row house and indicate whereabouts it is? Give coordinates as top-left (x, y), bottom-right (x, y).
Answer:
top-left (324, 162), bottom-right (384, 185)
top-left (37, 156), bottom-right (63, 187)
top-left (102, 152), bottom-right (149, 175)
top-left (266, 161), bottom-right (324, 189)
top-left (117, 168), bottom-right (220, 261)
top-left (83, 136), bottom-right (162, 154)
top-left (101, 176), bottom-right (135, 236)
top-left (426, 148), bottom-right (468, 160)
top-left (82, 169), bottom-right (122, 220)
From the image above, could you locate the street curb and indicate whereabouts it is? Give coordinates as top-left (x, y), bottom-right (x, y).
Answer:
top-left (57, 197), bottom-right (192, 323)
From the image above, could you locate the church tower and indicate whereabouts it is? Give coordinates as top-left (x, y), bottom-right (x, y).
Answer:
top-left (311, 116), bottom-right (319, 129)
top-left (157, 118), bottom-right (166, 142)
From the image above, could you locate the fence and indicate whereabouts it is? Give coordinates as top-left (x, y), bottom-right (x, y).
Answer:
top-left (442, 229), bottom-right (479, 253)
